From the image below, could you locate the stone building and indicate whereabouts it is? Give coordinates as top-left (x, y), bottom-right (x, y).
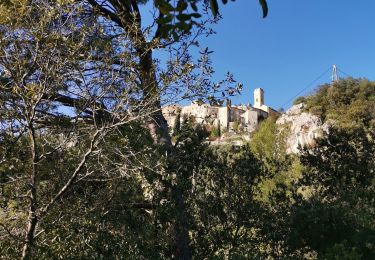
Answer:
top-left (253, 88), bottom-right (280, 117)
top-left (162, 88), bottom-right (278, 133)
top-left (162, 104), bottom-right (182, 127)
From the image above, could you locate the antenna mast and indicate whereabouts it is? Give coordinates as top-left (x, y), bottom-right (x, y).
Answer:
top-left (331, 64), bottom-right (338, 83)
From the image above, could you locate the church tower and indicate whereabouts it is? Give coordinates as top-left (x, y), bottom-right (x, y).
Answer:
top-left (253, 88), bottom-right (264, 109)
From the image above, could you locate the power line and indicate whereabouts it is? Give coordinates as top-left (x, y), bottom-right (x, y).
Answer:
top-left (280, 66), bottom-right (332, 108)
top-left (337, 67), bottom-right (351, 78)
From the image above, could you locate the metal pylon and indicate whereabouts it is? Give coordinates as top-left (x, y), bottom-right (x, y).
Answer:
top-left (332, 64), bottom-right (338, 83)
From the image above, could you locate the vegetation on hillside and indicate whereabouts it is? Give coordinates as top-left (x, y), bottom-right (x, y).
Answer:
top-left (0, 0), bottom-right (374, 258)
top-left (296, 78), bottom-right (375, 130)
top-left (260, 78), bottom-right (375, 258)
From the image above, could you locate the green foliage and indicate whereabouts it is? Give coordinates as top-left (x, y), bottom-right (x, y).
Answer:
top-left (172, 109), bottom-right (181, 135)
top-left (190, 144), bottom-right (267, 258)
top-left (250, 116), bottom-right (304, 202)
top-left (293, 96), bottom-right (306, 105)
top-left (0, 0), bottom-right (272, 258)
top-left (321, 243), bottom-right (363, 260)
top-left (34, 179), bottom-right (169, 259)
top-left (259, 0), bottom-right (269, 18)
top-left (264, 127), bottom-right (375, 258)
top-left (209, 0), bottom-right (268, 18)
top-left (0, 120), bottom-right (163, 258)
top-left (2, 0), bottom-right (374, 258)
top-left (154, 0), bottom-right (268, 39)
top-left (299, 127), bottom-right (375, 197)
top-left (304, 78), bottom-right (375, 130)
top-left (247, 84), bottom-right (375, 257)
top-left (231, 120), bottom-right (241, 133)
top-left (210, 125), bottom-right (221, 138)
top-left (0, 0), bottom-right (28, 24)
top-left (250, 116), bottom-right (289, 173)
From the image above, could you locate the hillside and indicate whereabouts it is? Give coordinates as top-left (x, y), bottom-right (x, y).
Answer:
top-left (276, 103), bottom-right (328, 153)
top-left (294, 78), bottom-right (375, 131)
top-left (248, 79), bottom-right (375, 259)
top-left (271, 78), bottom-right (375, 154)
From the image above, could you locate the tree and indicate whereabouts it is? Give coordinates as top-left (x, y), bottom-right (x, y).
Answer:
top-left (0, 0), bottom-right (270, 258)
top-left (251, 79), bottom-right (375, 258)
top-left (249, 116), bottom-right (304, 203)
top-left (190, 144), bottom-right (268, 258)
top-left (295, 127), bottom-right (375, 257)
top-left (292, 96), bottom-right (306, 105)
top-left (0, 3), bottom-right (164, 258)
top-left (208, 0), bottom-right (268, 18)
top-left (304, 78), bottom-right (375, 130)
top-left (250, 116), bottom-right (289, 173)
top-left (263, 127), bottom-right (375, 258)
top-left (209, 125), bottom-right (220, 138)
top-left (173, 108), bottom-right (182, 135)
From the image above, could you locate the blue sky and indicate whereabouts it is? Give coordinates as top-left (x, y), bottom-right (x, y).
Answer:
top-left (142, 1), bottom-right (375, 110)
top-left (200, 0), bottom-right (375, 109)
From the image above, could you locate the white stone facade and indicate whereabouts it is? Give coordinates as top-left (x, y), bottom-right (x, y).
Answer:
top-left (162, 88), bottom-right (278, 133)
top-left (276, 103), bottom-right (330, 153)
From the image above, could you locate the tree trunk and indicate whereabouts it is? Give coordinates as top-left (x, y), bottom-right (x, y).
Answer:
top-left (85, 1), bottom-right (192, 257)
top-left (172, 186), bottom-right (192, 260)
top-left (138, 48), bottom-right (192, 259)
top-left (138, 49), bottom-right (172, 147)
top-left (21, 213), bottom-right (38, 260)
top-left (22, 125), bottom-right (38, 260)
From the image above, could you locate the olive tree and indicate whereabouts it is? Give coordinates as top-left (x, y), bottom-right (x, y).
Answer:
top-left (0, 0), bottom-right (268, 258)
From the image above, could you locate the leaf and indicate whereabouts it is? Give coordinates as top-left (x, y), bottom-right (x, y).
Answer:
top-left (158, 1), bottom-right (174, 15)
top-left (190, 2), bottom-right (198, 12)
top-left (210, 0), bottom-right (219, 17)
top-left (176, 21), bottom-right (191, 32)
top-left (172, 31), bottom-right (179, 41)
top-left (259, 0), bottom-right (268, 18)
top-left (156, 14), bottom-right (173, 24)
top-left (176, 13), bottom-right (190, 21)
top-left (158, 24), bottom-right (174, 38)
top-left (190, 13), bottom-right (202, 18)
top-left (176, 0), bottom-right (188, 12)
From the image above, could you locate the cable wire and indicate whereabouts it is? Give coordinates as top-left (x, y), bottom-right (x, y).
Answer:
top-left (280, 66), bottom-right (332, 108)
top-left (337, 67), bottom-right (351, 78)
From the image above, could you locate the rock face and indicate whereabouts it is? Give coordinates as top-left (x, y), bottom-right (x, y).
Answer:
top-left (276, 103), bottom-right (329, 154)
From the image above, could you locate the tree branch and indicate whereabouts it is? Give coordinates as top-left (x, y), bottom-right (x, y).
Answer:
top-left (40, 129), bottom-right (101, 217)
top-left (86, 0), bottom-right (123, 27)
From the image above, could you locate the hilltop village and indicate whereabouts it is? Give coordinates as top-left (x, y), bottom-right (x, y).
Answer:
top-left (162, 88), bottom-right (280, 134)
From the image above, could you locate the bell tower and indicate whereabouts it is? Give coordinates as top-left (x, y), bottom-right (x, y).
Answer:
top-left (254, 88), bottom-right (264, 109)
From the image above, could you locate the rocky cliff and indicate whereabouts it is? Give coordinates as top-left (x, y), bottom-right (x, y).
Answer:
top-left (276, 103), bottom-right (329, 154)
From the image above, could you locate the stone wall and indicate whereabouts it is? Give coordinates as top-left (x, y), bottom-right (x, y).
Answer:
top-left (276, 103), bottom-right (329, 153)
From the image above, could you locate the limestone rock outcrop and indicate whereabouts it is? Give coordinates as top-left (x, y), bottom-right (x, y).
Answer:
top-left (276, 103), bottom-right (329, 154)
